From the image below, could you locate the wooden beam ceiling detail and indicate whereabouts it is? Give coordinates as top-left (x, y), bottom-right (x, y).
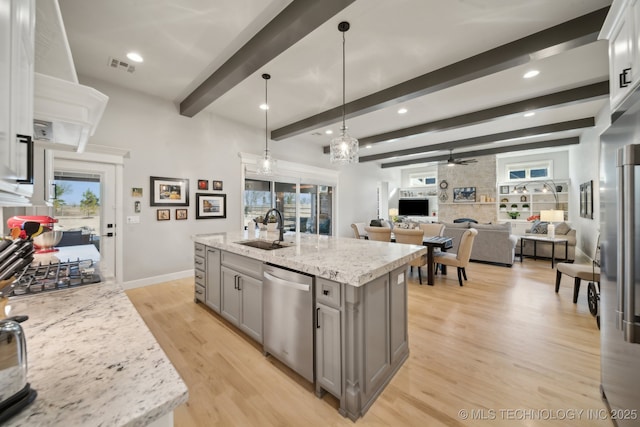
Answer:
top-left (380, 137), bottom-right (581, 168)
top-left (272, 7), bottom-right (609, 141)
top-left (179, 0), bottom-right (356, 117)
top-left (359, 117), bottom-right (594, 163)
top-left (322, 82), bottom-right (607, 154)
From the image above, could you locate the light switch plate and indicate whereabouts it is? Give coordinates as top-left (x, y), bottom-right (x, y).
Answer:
top-left (126, 216), bottom-right (140, 224)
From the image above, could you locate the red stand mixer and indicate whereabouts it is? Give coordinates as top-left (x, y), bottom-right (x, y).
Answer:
top-left (6, 216), bottom-right (60, 253)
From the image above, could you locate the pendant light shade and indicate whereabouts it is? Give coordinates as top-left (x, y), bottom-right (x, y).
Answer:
top-left (257, 73), bottom-right (276, 175)
top-left (330, 21), bottom-right (359, 165)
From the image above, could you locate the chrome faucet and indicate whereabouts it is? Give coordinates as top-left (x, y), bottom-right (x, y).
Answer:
top-left (263, 208), bottom-right (284, 242)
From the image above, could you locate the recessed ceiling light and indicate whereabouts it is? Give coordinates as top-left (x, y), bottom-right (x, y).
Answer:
top-left (397, 108), bottom-right (408, 114)
top-left (523, 111), bottom-right (535, 117)
top-left (259, 103), bottom-right (269, 110)
top-left (325, 129), bottom-right (333, 135)
top-left (126, 52), bottom-right (144, 63)
top-left (365, 144), bottom-right (372, 149)
top-left (523, 70), bottom-right (539, 79)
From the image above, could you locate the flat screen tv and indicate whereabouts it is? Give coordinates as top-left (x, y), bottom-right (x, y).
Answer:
top-left (398, 199), bottom-right (429, 216)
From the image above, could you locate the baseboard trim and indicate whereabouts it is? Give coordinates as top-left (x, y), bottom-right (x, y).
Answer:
top-left (123, 270), bottom-right (193, 290)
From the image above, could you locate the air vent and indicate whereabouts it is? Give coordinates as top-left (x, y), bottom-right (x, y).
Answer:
top-left (311, 132), bottom-right (323, 136)
top-left (108, 57), bottom-right (136, 73)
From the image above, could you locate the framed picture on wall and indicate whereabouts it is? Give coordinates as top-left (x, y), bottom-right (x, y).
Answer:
top-left (156, 209), bottom-right (170, 221)
top-left (197, 179), bottom-right (208, 190)
top-left (499, 185), bottom-right (509, 194)
top-left (150, 176), bottom-right (189, 206)
top-left (212, 180), bottom-right (223, 191)
top-left (453, 187), bottom-right (476, 202)
top-left (196, 193), bottom-right (226, 219)
top-left (176, 208), bottom-right (188, 220)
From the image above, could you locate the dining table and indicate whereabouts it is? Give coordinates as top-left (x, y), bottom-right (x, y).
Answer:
top-left (422, 236), bottom-right (453, 285)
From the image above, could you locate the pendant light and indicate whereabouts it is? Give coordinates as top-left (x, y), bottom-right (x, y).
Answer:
top-left (257, 73), bottom-right (276, 175)
top-left (330, 21), bottom-right (359, 165)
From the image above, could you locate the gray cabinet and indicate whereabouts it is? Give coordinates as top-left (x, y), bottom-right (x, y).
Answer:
top-left (315, 269), bottom-right (410, 421)
top-left (389, 265), bottom-right (408, 365)
top-left (205, 247), bottom-right (220, 312)
top-left (315, 278), bottom-right (342, 398)
top-left (220, 252), bottom-right (263, 343)
top-left (194, 243), bottom-right (206, 303)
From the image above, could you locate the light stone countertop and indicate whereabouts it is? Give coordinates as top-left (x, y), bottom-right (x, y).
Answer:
top-left (3, 280), bottom-right (189, 426)
top-left (193, 230), bottom-right (428, 286)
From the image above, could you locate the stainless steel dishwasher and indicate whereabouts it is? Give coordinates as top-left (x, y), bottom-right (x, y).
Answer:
top-left (263, 264), bottom-right (314, 383)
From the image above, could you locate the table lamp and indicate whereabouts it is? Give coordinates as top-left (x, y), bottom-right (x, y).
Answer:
top-left (540, 210), bottom-right (564, 238)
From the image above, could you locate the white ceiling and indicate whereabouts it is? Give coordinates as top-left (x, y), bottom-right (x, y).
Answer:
top-left (55, 0), bottom-right (612, 168)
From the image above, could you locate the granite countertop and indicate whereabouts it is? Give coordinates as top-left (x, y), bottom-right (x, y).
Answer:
top-left (3, 281), bottom-right (188, 426)
top-left (193, 230), bottom-right (427, 286)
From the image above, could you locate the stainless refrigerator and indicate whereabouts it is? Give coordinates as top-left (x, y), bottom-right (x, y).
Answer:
top-left (600, 88), bottom-right (640, 426)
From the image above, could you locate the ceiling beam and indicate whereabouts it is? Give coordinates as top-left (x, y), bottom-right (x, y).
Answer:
top-left (321, 81), bottom-right (608, 153)
top-left (179, 0), bottom-right (356, 118)
top-left (359, 117), bottom-right (594, 162)
top-left (380, 137), bottom-right (580, 168)
top-left (272, 6), bottom-right (609, 141)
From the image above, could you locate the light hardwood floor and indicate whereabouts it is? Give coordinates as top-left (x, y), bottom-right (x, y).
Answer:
top-left (126, 258), bottom-right (609, 426)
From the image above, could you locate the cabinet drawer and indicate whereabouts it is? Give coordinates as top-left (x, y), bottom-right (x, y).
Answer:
top-left (195, 283), bottom-right (205, 302)
top-left (194, 255), bottom-right (205, 271)
top-left (221, 251), bottom-right (263, 280)
top-left (194, 269), bottom-right (205, 286)
top-left (194, 243), bottom-right (205, 256)
top-left (316, 277), bottom-right (341, 308)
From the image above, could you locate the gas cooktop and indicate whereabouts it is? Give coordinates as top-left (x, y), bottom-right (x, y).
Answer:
top-left (8, 259), bottom-right (102, 297)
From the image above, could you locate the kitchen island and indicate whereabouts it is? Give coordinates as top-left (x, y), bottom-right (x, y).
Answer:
top-left (4, 280), bottom-right (188, 426)
top-left (193, 230), bottom-right (427, 421)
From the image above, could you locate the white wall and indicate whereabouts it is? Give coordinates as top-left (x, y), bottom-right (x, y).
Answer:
top-left (569, 105), bottom-right (610, 259)
top-left (76, 76), bottom-right (395, 283)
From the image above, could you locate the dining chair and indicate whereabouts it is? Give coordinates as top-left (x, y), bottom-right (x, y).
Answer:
top-left (555, 235), bottom-right (600, 304)
top-left (393, 228), bottom-right (427, 284)
top-left (435, 228), bottom-right (478, 286)
top-left (364, 226), bottom-right (392, 242)
top-left (419, 223), bottom-right (445, 237)
top-left (351, 223), bottom-right (367, 239)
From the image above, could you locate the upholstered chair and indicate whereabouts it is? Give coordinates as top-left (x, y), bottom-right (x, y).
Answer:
top-left (393, 228), bottom-right (427, 284)
top-left (435, 228), bottom-right (478, 286)
top-left (555, 236), bottom-right (600, 303)
top-left (351, 223), bottom-right (367, 239)
top-left (419, 223), bottom-right (445, 237)
top-left (364, 226), bottom-right (392, 242)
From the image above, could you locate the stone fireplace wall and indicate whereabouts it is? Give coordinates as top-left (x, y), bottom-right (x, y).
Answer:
top-left (437, 155), bottom-right (497, 224)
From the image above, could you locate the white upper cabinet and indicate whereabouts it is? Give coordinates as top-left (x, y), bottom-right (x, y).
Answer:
top-left (601, 0), bottom-right (640, 112)
top-left (0, 0), bottom-right (34, 205)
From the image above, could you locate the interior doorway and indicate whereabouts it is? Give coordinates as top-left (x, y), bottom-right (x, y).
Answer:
top-left (53, 158), bottom-right (117, 279)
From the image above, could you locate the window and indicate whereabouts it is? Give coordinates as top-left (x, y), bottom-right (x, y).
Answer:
top-left (409, 173), bottom-right (436, 187)
top-left (506, 161), bottom-right (551, 182)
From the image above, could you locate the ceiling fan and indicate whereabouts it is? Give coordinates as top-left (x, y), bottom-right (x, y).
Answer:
top-left (442, 149), bottom-right (478, 166)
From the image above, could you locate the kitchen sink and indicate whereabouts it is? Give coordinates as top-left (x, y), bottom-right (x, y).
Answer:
top-left (235, 240), bottom-right (291, 250)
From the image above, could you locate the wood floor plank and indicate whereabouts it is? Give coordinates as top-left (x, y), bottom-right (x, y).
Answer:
top-left (126, 258), bottom-right (609, 426)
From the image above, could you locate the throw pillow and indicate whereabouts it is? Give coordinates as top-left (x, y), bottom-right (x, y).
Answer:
top-left (370, 219), bottom-right (382, 227)
top-left (554, 221), bottom-right (571, 235)
top-left (530, 221), bottom-right (548, 234)
top-left (395, 222), bottom-right (410, 229)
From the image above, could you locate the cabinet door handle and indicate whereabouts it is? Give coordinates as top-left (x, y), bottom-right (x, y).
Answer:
top-left (16, 134), bottom-right (33, 184)
top-left (237, 276), bottom-right (241, 291)
top-left (316, 307), bottom-right (321, 329)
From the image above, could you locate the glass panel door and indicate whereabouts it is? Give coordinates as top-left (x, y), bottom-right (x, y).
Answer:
top-left (53, 159), bottom-right (116, 278)
top-left (275, 182), bottom-right (297, 232)
top-left (319, 185), bottom-right (333, 236)
top-left (244, 179), bottom-right (272, 227)
top-left (300, 184), bottom-right (317, 234)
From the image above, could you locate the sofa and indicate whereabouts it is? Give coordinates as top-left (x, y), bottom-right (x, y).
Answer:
top-left (442, 222), bottom-right (518, 266)
top-left (515, 222), bottom-right (576, 261)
